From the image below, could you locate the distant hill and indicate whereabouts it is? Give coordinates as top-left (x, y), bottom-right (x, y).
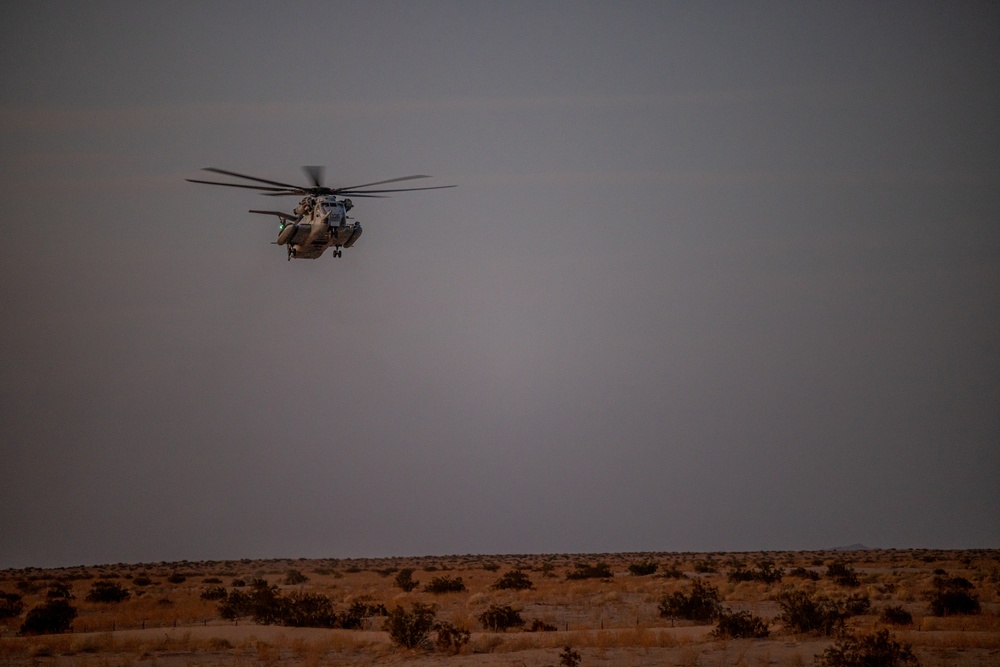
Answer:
top-left (832, 543), bottom-right (871, 551)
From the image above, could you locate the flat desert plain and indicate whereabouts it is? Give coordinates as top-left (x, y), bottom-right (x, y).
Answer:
top-left (1, 549), bottom-right (998, 665)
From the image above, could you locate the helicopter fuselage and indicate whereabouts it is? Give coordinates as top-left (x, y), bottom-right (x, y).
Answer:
top-left (275, 196), bottom-right (361, 259)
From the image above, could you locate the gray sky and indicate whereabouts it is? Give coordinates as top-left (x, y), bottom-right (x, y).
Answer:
top-left (1, 1), bottom-right (998, 569)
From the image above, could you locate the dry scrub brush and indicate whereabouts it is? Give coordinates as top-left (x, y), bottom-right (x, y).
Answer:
top-left (1, 548), bottom-right (997, 664)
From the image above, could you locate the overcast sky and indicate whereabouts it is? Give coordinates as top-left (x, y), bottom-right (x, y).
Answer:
top-left (1, 1), bottom-right (998, 569)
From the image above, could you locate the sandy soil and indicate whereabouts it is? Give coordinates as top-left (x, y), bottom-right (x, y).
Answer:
top-left (1, 549), bottom-right (997, 665)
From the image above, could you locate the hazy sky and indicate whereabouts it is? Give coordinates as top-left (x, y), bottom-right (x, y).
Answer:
top-left (2, 2), bottom-right (998, 569)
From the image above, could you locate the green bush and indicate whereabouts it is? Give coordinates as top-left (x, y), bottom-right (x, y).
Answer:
top-left (628, 561), bottom-right (659, 576)
top-left (281, 592), bottom-right (337, 628)
top-left (0, 592), bottom-right (24, 620)
top-left (394, 568), bottom-right (419, 592)
top-left (658, 565), bottom-right (686, 579)
top-left (560, 646), bottom-right (581, 667)
top-left (566, 562), bottom-right (613, 580)
top-left (218, 579), bottom-right (283, 624)
top-left (386, 602), bottom-right (437, 649)
top-left (693, 560), bottom-right (718, 574)
top-left (200, 585), bottom-right (228, 601)
top-left (844, 593), bottom-right (871, 616)
top-left (657, 580), bottom-right (721, 623)
top-left (527, 618), bottom-right (557, 632)
top-left (85, 581), bottom-right (130, 603)
top-left (775, 590), bottom-right (847, 635)
top-left (283, 569), bottom-right (309, 585)
top-left (926, 576), bottom-right (980, 616)
top-left (728, 560), bottom-right (783, 584)
top-left (424, 576), bottom-right (466, 594)
top-left (492, 569), bottom-right (534, 591)
top-left (788, 567), bottom-right (820, 581)
top-left (16, 580), bottom-right (42, 594)
top-left (46, 583), bottom-right (74, 599)
top-left (338, 597), bottom-right (387, 630)
top-left (826, 561), bottom-right (860, 587)
top-left (218, 589), bottom-right (251, 621)
top-left (478, 604), bottom-right (524, 632)
top-left (712, 609), bottom-right (769, 639)
top-left (20, 600), bottom-right (77, 635)
top-left (218, 583), bottom-right (382, 629)
top-left (815, 628), bottom-right (917, 667)
top-left (880, 605), bottom-right (913, 625)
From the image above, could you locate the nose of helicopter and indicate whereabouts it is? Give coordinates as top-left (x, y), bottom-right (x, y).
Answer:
top-left (328, 209), bottom-right (344, 225)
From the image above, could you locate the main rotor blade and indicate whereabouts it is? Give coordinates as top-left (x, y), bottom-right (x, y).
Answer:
top-left (337, 184), bottom-right (457, 195)
top-left (202, 167), bottom-right (304, 190)
top-left (190, 168), bottom-right (453, 198)
top-left (335, 175), bottom-right (432, 191)
top-left (303, 166), bottom-right (324, 188)
top-left (186, 178), bottom-right (298, 193)
top-left (262, 191), bottom-right (386, 198)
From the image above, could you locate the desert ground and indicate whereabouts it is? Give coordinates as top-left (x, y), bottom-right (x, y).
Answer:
top-left (1, 549), bottom-right (997, 666)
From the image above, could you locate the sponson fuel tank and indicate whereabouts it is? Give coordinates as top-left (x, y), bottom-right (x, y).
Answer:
top-left (344, 223), bottom-right (363, 247)
top-left (276, 223), bottom-right (298, 246)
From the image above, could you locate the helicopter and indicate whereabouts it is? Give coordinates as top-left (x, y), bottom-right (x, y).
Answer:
top-left (186, 167), bottom-right (454, 260)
